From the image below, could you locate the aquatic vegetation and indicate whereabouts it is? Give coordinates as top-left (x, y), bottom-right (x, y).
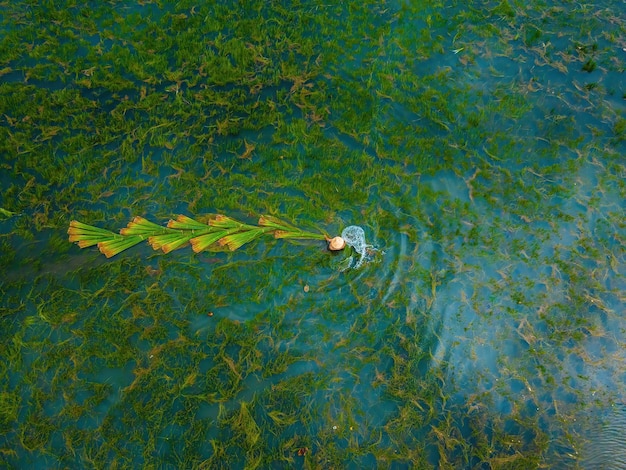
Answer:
top-left (1, 0), bottom-right (625, 467)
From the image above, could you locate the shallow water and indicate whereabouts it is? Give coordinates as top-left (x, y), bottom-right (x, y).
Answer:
top-left (1, 0), bottom-right (625, 468)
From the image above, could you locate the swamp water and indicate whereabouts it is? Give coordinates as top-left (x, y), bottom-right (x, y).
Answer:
top-left (0, 1), bottom-right (625, 468)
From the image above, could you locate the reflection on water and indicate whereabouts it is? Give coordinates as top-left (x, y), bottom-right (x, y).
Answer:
top-left (581, 404), bottom-right (626, 470)
top-left (1, 0), bottom-right (625, 468)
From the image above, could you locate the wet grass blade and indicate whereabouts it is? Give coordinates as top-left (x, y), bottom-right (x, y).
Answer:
top-left (218, 227), bottom-right (273, 251)
top-left (97, 236), bottom-right (144, 258)
top-left (68, 220), bottom-right (118, 237)
top-left (167, 215), bottom-right (212, 231)
top-left (68, 221), bottom-right (119, 247)
top-left (273, 230), bottom-right (326, 240)
top-left (120, 216), bottom-right (170, 236)
top-left (148, 232), bottom-right (189, 252)
top-left (258, 215), bottom-right (298, 231)
top-left (160, 235), bottom-right (196, 254)
top-left (190, 230), bottom-right (234, 253)
top-left (259, 215), bottom-right (327, 240)
top-left (209, 214), bottom-right (257, 231)
top-left (208, 214), bottom-right (241, 229)
top-left (149, 231), bottom-right (207, 253)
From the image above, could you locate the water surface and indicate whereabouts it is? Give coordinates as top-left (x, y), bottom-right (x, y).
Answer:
top-left (1, 1), bottom-right (625, 468)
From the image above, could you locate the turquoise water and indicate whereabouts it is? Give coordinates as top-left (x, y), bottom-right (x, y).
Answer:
top-left (1, 1), bottom-right (625, 468)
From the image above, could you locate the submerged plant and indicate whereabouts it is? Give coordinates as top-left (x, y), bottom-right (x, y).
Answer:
top-left (68, 214), bottom-right (345, 258)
